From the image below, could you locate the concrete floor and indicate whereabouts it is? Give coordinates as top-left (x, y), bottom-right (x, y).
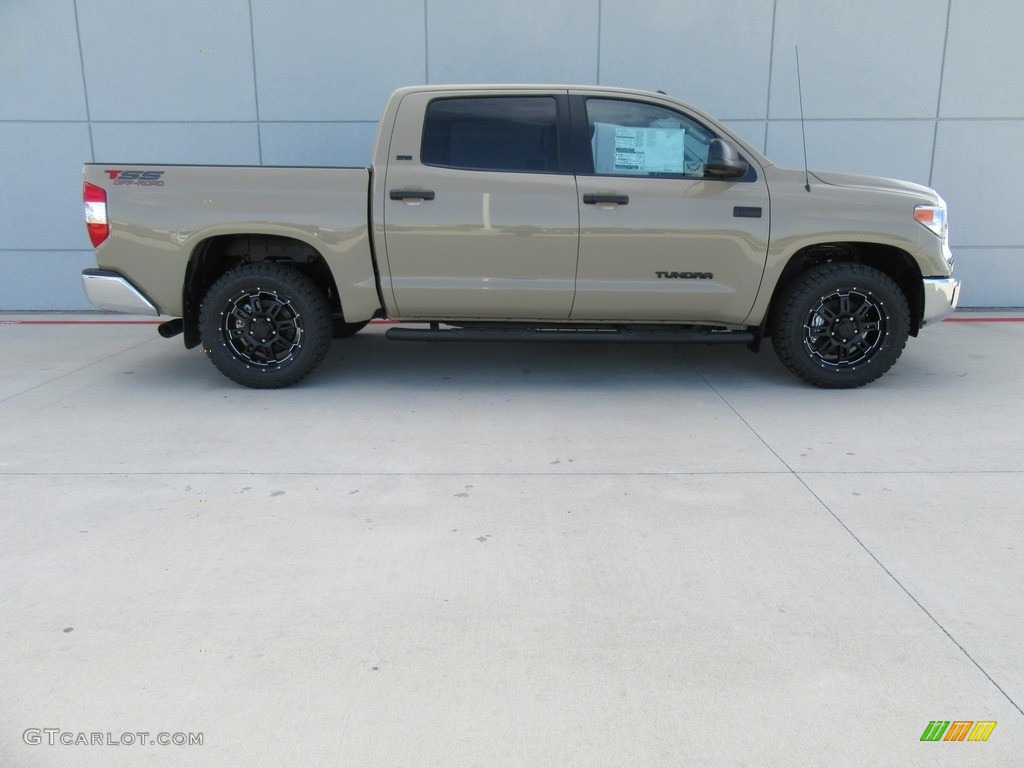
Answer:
top-left (0, 314), bottom-right (1021, 767)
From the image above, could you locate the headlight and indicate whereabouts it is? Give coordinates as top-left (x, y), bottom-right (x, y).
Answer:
top-left (914, 204), bottom-right (948, 240)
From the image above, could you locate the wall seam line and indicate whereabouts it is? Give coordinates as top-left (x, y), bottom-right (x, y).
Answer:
top-left (424, 0), bottom-right (430, 83)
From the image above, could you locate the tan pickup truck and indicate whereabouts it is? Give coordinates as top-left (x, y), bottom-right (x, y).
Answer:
top-left (82, 84), bottom-right (959, 388)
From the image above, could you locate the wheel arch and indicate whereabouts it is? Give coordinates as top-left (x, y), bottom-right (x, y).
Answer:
top-left (765, 242), bottom-right (924, 338)
top-left (182, 233), bottom-right (341, 349)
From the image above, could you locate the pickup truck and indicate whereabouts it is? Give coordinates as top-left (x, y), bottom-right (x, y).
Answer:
top-left (81, 84), bottom-right (960, 389)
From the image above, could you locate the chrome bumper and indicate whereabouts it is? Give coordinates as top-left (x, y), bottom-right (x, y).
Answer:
top-left (81, 269), bottom-right (159, 316)
top-left (920, 276), bottom-right (960, 326)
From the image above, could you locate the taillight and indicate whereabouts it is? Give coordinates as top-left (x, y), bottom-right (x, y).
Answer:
top-left (83, 182), bottom-right (109, 247)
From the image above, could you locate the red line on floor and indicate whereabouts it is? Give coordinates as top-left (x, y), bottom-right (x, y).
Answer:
top-left (0, 320), bottom-right (162, 325)
top-left (943, 317), bottom-right (1024, 322)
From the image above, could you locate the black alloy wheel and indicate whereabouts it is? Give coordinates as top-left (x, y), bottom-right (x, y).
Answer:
top-left (199, 263), bottom-right (332, 388)
top-left (773, 262), bottom-right (910, 388)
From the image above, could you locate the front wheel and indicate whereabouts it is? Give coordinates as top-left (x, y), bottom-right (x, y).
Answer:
top-left (772, 263), bottom-right (910, 388)
top-left (199, 263), bottom-right (332, 388)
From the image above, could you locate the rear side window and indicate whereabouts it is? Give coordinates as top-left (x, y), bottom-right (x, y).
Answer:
top-left (421, 96), bottom-right (559, 173)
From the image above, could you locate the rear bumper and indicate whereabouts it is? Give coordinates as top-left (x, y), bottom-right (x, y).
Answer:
top-left (920, 276), bottom-right (960, 326)
top-left (82, 269), bottom-right (159, 316)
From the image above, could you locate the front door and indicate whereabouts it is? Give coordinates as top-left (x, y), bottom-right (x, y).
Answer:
top-left (571, 94), bottom-right (770, 325)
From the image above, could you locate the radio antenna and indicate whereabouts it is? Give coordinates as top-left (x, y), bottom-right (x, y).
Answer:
top-left (795, 46), bottom-right (811, 192)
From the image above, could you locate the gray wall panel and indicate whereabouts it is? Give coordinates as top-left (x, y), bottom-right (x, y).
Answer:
top-left (940, 0), bottom-right (1024, 117)
top-left (252, 1), bottom-right (425, 121)
top-left (722, 121), bottom-right (767, 154)
top-left (765, 120), bottom-right (935, 185)
top-left (260, 123), bottom-right (379, 168)
top-left (427, 0), bottom-right (599, 84)
top-left (931, 120), bottom-right (1024, 247)
top-left (78, 0), bottom-right (256, 121)
top-left (769, 0), bottom-right (947, 119)
top-left (91, 123), bottom-right (260, 165)
top-left (950, 249), bottom-right (1024, 307)
top-left (600, 0), bottom-right (774, 120)
top-left (0, 0), bottom-right (88, 120)
top-left (0, 123), bottom-right (93, 250)
top-left (0, 251), bottom-right (94, 310)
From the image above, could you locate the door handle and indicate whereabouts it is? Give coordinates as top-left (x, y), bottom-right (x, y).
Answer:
top-left (390, 189), bottom-right (436, 201)
top-left (583, 193), bottom-right (629, 205)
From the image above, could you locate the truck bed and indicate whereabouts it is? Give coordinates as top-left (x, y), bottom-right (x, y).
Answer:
top-left (83, 164), bottom-right (377, 319)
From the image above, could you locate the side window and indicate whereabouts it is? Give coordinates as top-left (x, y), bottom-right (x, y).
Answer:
top-left (421, 96), bottom-right (560, 173)
top-left (585, 98), bottom-right (717, 178)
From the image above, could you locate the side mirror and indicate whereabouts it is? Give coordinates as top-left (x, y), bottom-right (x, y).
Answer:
top-left (706, 139), bottom-right (748, 179)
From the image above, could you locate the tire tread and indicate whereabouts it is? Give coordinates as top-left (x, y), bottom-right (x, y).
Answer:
top-left (773, 262), bottom-right (910, 389)
top-left (199, 263), bottom-right (332, 388)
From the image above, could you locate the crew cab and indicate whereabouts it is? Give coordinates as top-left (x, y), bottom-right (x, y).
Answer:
top-left (82, 84), bottom-right (960, 388)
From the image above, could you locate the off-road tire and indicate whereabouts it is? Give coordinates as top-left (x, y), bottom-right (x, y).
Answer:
top-left (199, 263), bottom-right (332, 388)
top-left (773, 262), bottom-right (910, 389)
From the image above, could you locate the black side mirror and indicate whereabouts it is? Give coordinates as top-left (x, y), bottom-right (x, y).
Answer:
top-left (706, 139), bottom-right (748, 179)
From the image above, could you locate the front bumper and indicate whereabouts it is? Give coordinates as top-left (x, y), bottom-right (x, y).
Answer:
top-left (920, 276), bottom-right (960, 326)
top-left (81, 269), bottom-right (159, 315)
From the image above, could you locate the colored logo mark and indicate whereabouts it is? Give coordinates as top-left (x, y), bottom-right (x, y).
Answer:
top-left (920, 720), bottom-right (996, 742)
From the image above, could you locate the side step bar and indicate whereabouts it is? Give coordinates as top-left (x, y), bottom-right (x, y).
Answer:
top-left (385, 326), bottom-right (755, 345)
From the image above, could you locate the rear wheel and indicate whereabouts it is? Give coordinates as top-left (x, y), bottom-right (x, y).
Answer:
top-left (773, 263), bottom-right (910, 388)
top-left (199, 263), bottom-right (332, 388)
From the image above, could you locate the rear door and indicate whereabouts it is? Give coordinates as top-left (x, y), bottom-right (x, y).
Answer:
top-left (570, 93), bottom-right (770, 324)
top-left (381, 90), bottom-right (578, 319)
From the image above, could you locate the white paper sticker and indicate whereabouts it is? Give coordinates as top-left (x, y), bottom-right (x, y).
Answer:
top-left (593, 123), bottom-right (685, 174)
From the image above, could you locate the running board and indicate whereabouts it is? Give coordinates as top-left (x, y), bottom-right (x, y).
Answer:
top-left (385, 326), bottom-right (754, 344)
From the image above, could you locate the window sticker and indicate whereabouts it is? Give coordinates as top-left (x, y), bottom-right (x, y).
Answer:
top-left (592, 122), bottom-right (686, 175)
